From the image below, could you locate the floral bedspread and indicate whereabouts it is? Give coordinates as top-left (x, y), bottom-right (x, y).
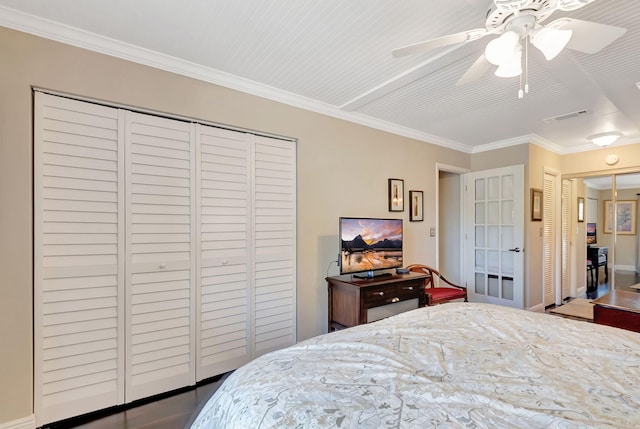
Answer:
top-left (190, 303), bottom-right (640, 428)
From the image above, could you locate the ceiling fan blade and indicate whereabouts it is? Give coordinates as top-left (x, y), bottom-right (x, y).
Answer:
top-left (549, 18), bottom-right (627, 55)
top-left (456, 54), bottom-right (492, 86)
top-left (392, 29), bottom-right (488, 58)
top-left (556, 0), bottom-right (597, 12)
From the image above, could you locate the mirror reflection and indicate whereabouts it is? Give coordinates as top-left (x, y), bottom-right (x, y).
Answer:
top-left (581, 173), bottom-right (640, 299)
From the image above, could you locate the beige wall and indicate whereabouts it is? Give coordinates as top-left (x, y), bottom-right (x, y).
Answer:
top-left (562, 145), bottom-right (640, 176)
top-left (0, 27), bottom-right (472, 423)
top-left (438, 172), bottom-right (461, 284)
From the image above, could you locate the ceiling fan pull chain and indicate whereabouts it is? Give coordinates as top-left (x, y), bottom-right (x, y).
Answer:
top-left (518, 75), bottom-right (523, 99)
top-left (524, 33), bottom-right (529, 95)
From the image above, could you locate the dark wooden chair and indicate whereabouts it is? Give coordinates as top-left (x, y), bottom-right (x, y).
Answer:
top-left (586, 259), bottom-right (595, 288)
top-left (406, 264), bottom-right (468, 306)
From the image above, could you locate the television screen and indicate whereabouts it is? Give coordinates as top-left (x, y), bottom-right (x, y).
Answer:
top-left (586, 222), bottom-right (597, 245)
top-left (339, 217), bottom-right (403, 276)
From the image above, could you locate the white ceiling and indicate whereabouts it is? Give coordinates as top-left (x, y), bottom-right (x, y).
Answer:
top-left (1, 0), bottom-right (639, 154)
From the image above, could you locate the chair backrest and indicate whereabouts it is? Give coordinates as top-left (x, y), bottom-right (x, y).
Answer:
top-left (406, 264), bottom-right (454, 288)
top-left (406, 263), bottom-right (468, 305)
top-left (406, 264), bottom-right (436, 287)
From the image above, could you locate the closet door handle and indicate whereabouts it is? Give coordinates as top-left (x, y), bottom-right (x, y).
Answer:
top-left (508, 247), bottom-right (522, 253)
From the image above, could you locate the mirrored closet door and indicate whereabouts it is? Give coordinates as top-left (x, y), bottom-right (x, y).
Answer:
top-left (563, 172), bottom-right (640, 301)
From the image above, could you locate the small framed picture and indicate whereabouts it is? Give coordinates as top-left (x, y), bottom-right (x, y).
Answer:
top-left (531, 188), bottom-right (542, 221)
top-left (388, 178), bottom-right (404, 212)
top-left (409, 190), bottom-right (423, 222)
top-left (577, 197), bottom-right (585, 222)
top-left (604, 200), bottom-right (637, 235)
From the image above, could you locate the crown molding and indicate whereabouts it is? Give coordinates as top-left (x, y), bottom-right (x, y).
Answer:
top-left (0, 6), bottom-right (477, 153)
top-left (6, 5), bottom-right (621, 157)
top-left (471, 135), bottom-right (535, 154)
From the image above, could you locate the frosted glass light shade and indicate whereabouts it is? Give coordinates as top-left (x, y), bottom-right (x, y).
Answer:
top-left (485, 31), bottom-right (520, 65)
top-left (531, 27), bottom-right (573, 61)
top-left (589, 132), bottom-right (622, 147)
top-left (495, 44), bottom-right (522, 77)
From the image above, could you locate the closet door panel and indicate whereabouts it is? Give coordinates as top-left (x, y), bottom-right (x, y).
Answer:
top-left (196, 125), bottom-right (252, 380)
top-left (125, 112), bottom-right (195, 401)
top-left (253, 136), bottom-right (296, 355)
top-left (34, 93), bottom-right (125, 426)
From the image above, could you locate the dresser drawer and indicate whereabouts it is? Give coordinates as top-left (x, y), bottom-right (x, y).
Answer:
top-left (396, 281), bottom-right (422, 300)
top-left (363, 284), bottom-right (398, 306)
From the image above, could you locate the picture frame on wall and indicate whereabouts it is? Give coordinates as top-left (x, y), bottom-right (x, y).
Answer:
top-left (388, 178), bottom-right (404, 212)
top-left (604, 200), bottom-right (637, 235)
top-left (531, 188), bottom-right (543, 221)
top-left (409, 190), bottom-right (423, 222)
top-left (577, 197), bottom-right (585, 222)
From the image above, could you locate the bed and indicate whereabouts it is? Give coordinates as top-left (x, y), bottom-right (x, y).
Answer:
top-left (190, 303), bottom-right (640, 428)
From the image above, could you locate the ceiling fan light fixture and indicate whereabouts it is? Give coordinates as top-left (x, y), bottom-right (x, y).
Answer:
top-left (588, 131), bottom-right (622, 147)
top-left (485, 31), bottom-right (520, 65)
top-left (494, 44), bottom-right (522, 77)
top-left (530, 26), bottom-right (573, 61)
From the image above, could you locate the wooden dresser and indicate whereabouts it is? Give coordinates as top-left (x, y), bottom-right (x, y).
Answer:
top-left (593, 289), bottom-right (640, 333)
top-left (326, 272), bottom-right (427, 331)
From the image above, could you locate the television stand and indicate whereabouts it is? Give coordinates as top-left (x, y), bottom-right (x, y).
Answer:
top-left (352, 271), bottom-right (392, 279)
top-left (326, 272), bottom-right (427, 331)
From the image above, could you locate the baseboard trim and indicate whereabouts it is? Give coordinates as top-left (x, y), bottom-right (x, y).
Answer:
top-left (0, 415), bottom-right (35, 429)
top-left (529, 303), bottom-right (545, 313)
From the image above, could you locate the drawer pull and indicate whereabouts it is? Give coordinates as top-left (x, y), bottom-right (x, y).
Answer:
top-left (391, 297), bottom-right (400, 303)
top-left (403, 286), bottom-right (413, 291)
top-left (376, 291), bottom-right (385, 296)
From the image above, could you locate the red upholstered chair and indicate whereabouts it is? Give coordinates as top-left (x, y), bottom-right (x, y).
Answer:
top-left (406, 264), bottom-right (468, 306)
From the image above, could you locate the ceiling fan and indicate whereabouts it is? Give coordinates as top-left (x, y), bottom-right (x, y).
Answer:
top-left (392, 0), bottom-right (627, 91)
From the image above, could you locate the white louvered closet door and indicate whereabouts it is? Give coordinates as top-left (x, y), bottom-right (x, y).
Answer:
top-left (253, 135), bottom-right (296, 356)
top-left (196, 125), bottom-right (252, 379)
top-left (34, 93), bottom-right (125, 426)
top-left (543, 172), bottom-right (557, 306)
top-left (125, 112), bottom-right (196, 401)
top-left (35, 93), bottom-right (296, 424)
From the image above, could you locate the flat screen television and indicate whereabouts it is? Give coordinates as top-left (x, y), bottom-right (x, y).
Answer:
top-left (586, 222), bottom-right (597, 245)
top-left (339, 217), bottom-right (403, 277)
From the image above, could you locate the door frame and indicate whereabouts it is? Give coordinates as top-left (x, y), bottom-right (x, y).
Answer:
top-left (436, 163), bottom-right (469, 282)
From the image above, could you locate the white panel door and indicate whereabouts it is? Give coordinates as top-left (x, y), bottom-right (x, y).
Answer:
top-left (464, 165), bottom-right (524, 309)
top-left (34, 93), bottom-right (125, 426)
top-left (252, 135), bottom-right (296, 355)
top-left (196, 125), bottom-right (252, 379)
top-left (125, 112), bottom-right (196, 401)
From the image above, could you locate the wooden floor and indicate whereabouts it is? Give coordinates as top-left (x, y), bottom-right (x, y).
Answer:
top-left (58, 373), bottom-right (230, 429)
top-left (546, 269), bottom-right (640, 317)
top-left (583, 269), bottom-right (640, 300)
